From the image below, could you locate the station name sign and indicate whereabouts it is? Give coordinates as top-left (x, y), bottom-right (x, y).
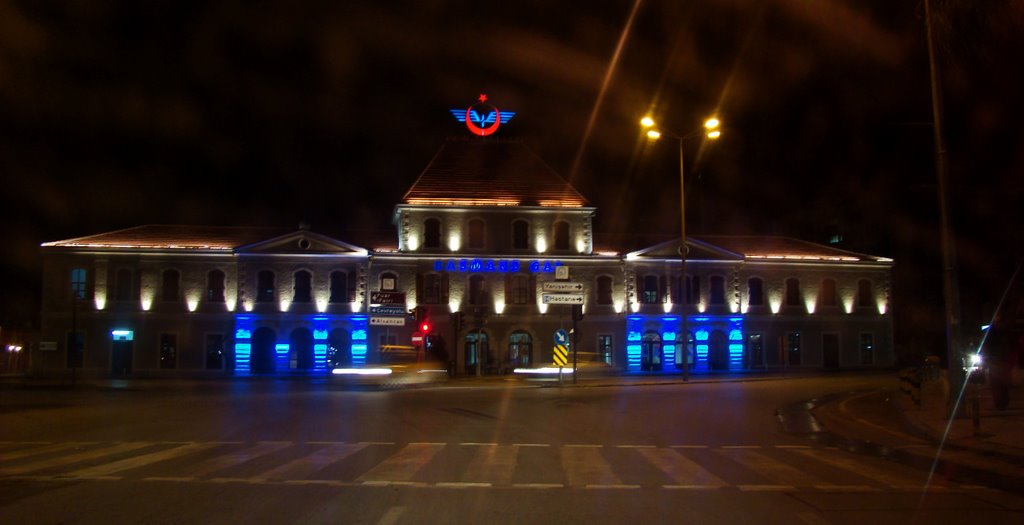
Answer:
top-left (433, 259), bottom-right (563, 274)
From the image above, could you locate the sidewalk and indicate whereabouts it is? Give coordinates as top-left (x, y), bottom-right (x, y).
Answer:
top-left (810, 369), bottom-right (1024, 493)
top-left (895, 369), bottom-right (1024, 463)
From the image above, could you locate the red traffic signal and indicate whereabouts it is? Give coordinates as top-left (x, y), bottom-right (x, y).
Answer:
top-left (419, 321), bottom-right (432, 334)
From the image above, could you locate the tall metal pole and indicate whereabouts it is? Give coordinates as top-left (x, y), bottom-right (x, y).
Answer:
top-left (679, 137), bottom-right (690, 381)
top-left (924, 0), bottom-right (964, 417)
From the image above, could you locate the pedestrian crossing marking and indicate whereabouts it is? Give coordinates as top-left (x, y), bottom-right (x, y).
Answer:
top-left (170, 441), bottom-right (291, 479)
top-left (561, 445), bottom-right (621, 488)
top-left (357, 443), bottom-right (443, 483)
top-left (0, 442), bottom-right (94, 462)
top-left (791, 448), bottom-right (953, 490)
top-left (0, 442), bottom-right (154, 476)
top-left (0, 440), bottom-right (991, 493)
top-left (461, 444), bottom-right (517, 486)
top-left (636, 447), bottom-right (727, 488)
top-left (66, 443), bottom-right (216, 478)
top-left (717, 448), bottom-right (826, 487)
top-left (254, 443), bottom-right (365, 481)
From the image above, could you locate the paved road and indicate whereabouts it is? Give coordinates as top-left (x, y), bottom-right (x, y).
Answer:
top-left (1, 375), bottom-right (1021, 523)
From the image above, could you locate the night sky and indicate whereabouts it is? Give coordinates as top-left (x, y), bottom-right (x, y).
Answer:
top-left (2, 1), bottom-right (1022, 357)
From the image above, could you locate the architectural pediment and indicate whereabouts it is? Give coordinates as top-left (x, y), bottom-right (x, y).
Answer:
top-left (236, 230), bottom-right (368, 256)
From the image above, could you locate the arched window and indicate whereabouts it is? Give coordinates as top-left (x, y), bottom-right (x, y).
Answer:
top-left (553, 221), bottom-right (570, 251)
top-left (686, 275), bottom-right (700, 305)
top-left (512, 220), bottom-right (529, 250)
top-left (329, 271), bottom-right (348, 303)
top-left (424, 218), bottom-right (441, 249)
top-left (857, 279), bottom-right (873, 308)
top-left (747, 277), bottom-right (764, 306)
top-left (115, 268), bottom-right (133, 301)
top-left (468, 218), bottom-right (486, 250)
top-left (709, 275), bottom-right (726, 305)
top-left (207, 270), bottom-right (225, 302)
top-left (820, 278), bottom-right (838, 307)
top-left (293, 270), bottom-right (312, 303)
top-left (469, 275), bottom-right (488, 305)
top-left (508, 331), bottom-right (532, 368)
top-left (641, 275), bottom-right (659, 304)
top-left (597, 275), bottom-right (614, 305)
top-left (161, 269), bottom-right (180, 302)
top-left (380, 272), bottom-right (398, 291)
top-left (784, 278), bottom-right (801, 307)
top-left (256, 271), bottom-right (275, 302)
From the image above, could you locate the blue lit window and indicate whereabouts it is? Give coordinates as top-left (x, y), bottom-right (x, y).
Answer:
top-left (352, 329), bottom-right (367, 341)
top-left (695, 329), bottom-right (709, 341)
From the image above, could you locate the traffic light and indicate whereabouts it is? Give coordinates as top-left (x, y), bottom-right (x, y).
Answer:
top-left (419, 320), bottom-right (432, 334)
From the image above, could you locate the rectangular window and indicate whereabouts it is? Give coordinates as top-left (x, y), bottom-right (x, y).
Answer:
top-left (787, 331), bottom-right (801, 366)
top-left (71, 268), bottom-right (88, 300)
top-left (205, 334), bottom-right (224, 370)
top-left (423, 274), bottom-right (442, 304)
top-left (859, 333), bottom-right (874, 365)
top-left (597, 334), bottom-right (613, 365)
top-left (160, 333), bottom-right (177, 369)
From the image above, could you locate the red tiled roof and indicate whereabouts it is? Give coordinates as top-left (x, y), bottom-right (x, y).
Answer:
top-left (694, 235), bottom-right (890, 262)
top-left (42, 225), bottom-right (291, 250)
top-left (402, 138), bottom-right (590, 207)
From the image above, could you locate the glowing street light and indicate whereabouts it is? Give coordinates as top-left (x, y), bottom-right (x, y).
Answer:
top-left (640, 114), bottom-right (723, 380)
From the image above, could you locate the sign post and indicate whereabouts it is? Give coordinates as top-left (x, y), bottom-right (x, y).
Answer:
top-left (554, 329), bottom-right (569, 385)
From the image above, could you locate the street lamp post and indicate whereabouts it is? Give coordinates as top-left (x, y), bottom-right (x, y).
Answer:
top-left (641, 116), bottom-right (721, 381)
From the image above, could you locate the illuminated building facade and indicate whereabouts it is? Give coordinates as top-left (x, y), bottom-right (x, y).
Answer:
top-left (35, 138), bottom-right (893, 378)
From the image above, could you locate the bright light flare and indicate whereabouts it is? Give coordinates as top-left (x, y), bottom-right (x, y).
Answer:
top-left (640, 116), bottom-right (656, 128)
top-left (646, 129), bottom-right (662, 140)
top-left (704, 117), bottom-right (720, 129)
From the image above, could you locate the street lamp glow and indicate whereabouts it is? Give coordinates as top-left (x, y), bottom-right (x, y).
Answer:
top-left (706, 130), bottom-right (721, 139)
top-left (704, 117), bottom-right (720, 130)
top-left (640, 116), bottom-right (656, 128)
top-left (646, 129), bottom-right (662, 140)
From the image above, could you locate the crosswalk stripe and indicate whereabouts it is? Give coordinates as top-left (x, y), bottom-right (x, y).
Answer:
top-left (170, 442), bottom-right (291, 479)
top-left (0, 442), bottom-right (94, 462)
top-left (254, 443), bottom-right (365, 481)
top-left (561, 445), bottom-right (621, 488)
top-left (792, 448), bottom-right (949, 490)
top-left (717, 448), bottom-right (825, 487)
top-left (0, 442), bottom-right (154, 476)
top-left (357, 443), bottom-right (444, 483)
top-left (461, 444), bottom-right (517, 486)
top-left (636, 447), bottom-right (727, 488)
top-left (66, 443), bottom-right (216, 477)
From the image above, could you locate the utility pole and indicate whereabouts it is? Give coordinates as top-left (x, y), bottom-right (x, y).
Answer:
top-left (924, 0), bottom-right (965, 417)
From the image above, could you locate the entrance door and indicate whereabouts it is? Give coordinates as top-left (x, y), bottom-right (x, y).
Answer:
top-left (709, 331), bottom-right (729, 371)
top-left (641, 332), bottom-right (662, 371)
top-left (823, 333), bottom-right (840, 369)
top-left (111, 340), bottom-right (133, 376)
top-left (252, 328), bottom-right (277, 374)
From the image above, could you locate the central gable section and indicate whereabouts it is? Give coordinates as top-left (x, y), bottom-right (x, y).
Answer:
top-left (402, 138), bottom-right (589, 208)
top-left (237, 230), bottom-right (368, 256)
